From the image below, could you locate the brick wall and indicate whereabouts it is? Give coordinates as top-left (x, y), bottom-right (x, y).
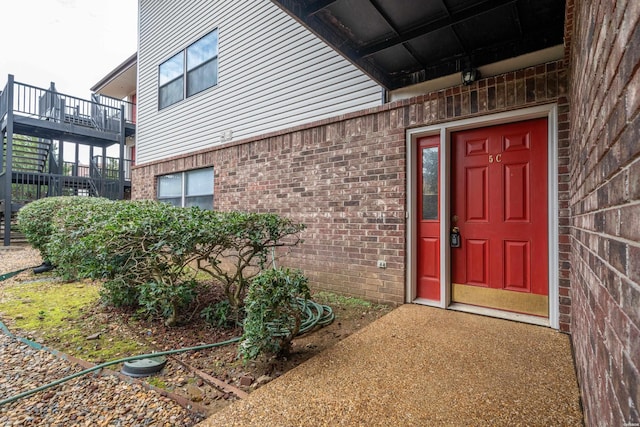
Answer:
top-left (568, 0), bottom-right (640, 424)
top-left (133, 61), bottom-right (571, 324)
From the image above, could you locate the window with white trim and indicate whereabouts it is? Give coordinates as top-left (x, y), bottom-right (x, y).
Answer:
top-left (157, 168), bottom-right (214, 210)
top-left (159, 30), bottom-right (218, 110)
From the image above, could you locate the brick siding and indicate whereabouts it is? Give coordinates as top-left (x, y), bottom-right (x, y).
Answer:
top-left (568, 0), bottom-right (640, 424)
top-left (133, 61), bottom-right (571, 325)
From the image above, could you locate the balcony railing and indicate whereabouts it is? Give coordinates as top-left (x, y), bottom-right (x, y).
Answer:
top-left (0, 79), bottom-right (136, 134)
top-left (92, 94), bottom-right (136, 124)
top-left (5, 170), bottom-right (125, 203)
top-left (91, 156), bottom-right (132, 181)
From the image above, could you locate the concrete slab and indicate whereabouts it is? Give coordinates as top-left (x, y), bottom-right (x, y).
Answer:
top-left (199, 304), bottom-right (583, 426)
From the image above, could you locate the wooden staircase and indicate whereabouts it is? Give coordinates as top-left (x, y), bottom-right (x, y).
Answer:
top-left (0, 203), bottom-right (26, 245)
top-left (9, 136), bottom-right (52, 173)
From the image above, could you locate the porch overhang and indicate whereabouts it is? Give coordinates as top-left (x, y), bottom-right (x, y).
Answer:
top-left (271, 0), bottom-right (566, 91)
top-left (91, 52), bottom-right (137, 99)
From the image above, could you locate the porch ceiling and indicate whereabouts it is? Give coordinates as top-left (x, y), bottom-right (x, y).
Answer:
top-left (90, 53), bottom-right (137, 99)
top-left (272, 0), bottom-right (566, 90)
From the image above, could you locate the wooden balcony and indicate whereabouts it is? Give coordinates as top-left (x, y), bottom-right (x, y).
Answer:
top-left (0, 78), bottom-right (135, 147)
top-left (0, 74), bottom-right (135, 246)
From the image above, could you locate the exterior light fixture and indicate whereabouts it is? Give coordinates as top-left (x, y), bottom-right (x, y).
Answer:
top-left (461, 68), bottom-right (479, 85)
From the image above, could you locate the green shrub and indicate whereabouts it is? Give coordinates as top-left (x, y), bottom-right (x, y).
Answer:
top-left (86, 201), bottom-right (204, 325)
top-left (98, 276), bottom-right (139, 307)
top-left (138, 279), bottom-right (197, 324)
top-left (46, 197), bottom-right (117, 280)
top-left (239, 268), bottom-right (310, 361)
top-left (201, 300), bottom-right (234, 328)
top-left (17, 197), bottom-right (106, 261)
top-left (195, 212), bottom-right (305, 310)
top-left (26, 196), bottom-right (307, 329)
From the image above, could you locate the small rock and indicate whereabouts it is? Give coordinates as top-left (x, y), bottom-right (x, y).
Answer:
top-left (184, 384), bottom-right (204, 402)
top-left (86, 332), bottom-right (101, 340)
top-left (196, 378), bottom-right (204, 387)
top-left (239, 375), bottom-right (254, 386)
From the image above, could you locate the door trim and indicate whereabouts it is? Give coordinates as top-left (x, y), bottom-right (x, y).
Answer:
top-left (406, 104), bottom-right (560, 329)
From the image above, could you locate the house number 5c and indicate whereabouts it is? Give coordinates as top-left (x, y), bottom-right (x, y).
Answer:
top-left (489, 154), bottom-right (502, 163)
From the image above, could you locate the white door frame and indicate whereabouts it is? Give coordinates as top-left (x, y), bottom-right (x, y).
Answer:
top-left (405, 104), bottom-right (560, 329)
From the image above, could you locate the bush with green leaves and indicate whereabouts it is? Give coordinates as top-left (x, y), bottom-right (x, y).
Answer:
top-left (46, 197), bottom-right (118, 280)
top-left (195, 212), bottom-right (305, 311)
top-left (239, 267), bottom-right (310, 361)
top-left (83, 201), bottom-right (205, 325)
top-left (20, 195), bottom-right (307, 328)
top-left (200, 300), bottom-right (234, 328)
top-left (138, 279), bottom-right (197, 322)
top-left (17, 196), bottom-right (108, 262)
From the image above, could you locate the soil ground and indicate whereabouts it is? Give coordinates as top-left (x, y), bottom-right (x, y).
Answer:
top-left (0, 246), bottom-right (392, 417)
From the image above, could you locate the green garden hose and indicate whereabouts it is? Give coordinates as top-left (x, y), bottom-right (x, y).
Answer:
top-left (0, 267), bottom-right (31, 282)
top-left (0, 297), bottom-right (334, 407)
top-left (0, 262), bottom-right (53, 282)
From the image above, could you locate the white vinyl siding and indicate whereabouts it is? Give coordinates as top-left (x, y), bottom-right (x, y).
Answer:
top-left (137, 0), bottom-right (382, 165)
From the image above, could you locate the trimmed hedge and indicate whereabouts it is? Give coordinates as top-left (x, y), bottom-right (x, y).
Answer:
top-left (17, 197), bottom-right (110, 261)
top-left (18, 196), bottom-right (306, 327)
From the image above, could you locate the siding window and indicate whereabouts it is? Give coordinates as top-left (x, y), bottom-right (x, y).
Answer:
top-left (158, 168), bottom-right (213, 210)
top-left (187, 31), bottom-right (218, 97)
top-left (159, 52), bottom-right (184, 109)
top-left (158, 29), bottom-right (218, 109)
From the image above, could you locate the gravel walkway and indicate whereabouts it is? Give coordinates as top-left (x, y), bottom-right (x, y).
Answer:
top-left (0, 247), bottom-right (204, 426)
top-left (0, 246), bottom-right (42, 274)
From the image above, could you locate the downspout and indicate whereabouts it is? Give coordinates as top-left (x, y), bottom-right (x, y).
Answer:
top-left (3, 75), bottom-right (15, 247)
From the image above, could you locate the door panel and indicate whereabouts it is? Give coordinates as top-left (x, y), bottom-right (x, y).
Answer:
top-left (420, 237), bottom-right (439, 277)
top-left (504, 163), bottom-right (529, 221)
top-left (466, 167), bottom-right (489, 222)
top-left (504, 240), bottom-right (529, 291)
top-left (417, 136), bottom-right (440, 301)
top-left (466, 239), bottom-right (489, 286)
top-left (451, 118), bottom-right (548, 317)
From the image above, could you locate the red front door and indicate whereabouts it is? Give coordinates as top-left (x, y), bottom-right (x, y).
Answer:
top-left (451, 118), bottom-right (549, 316)
top-left (417, 136), bottom-right (440, 301)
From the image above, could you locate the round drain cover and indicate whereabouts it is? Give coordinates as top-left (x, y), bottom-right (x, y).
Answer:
top-left (121, 356), bottom-right (167, 377)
